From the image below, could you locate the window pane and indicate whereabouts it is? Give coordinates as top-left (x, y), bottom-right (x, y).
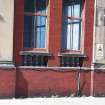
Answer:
top-left (64, 5), bottom-right (72, 17)
top-left (67, 24), bottom-right (71, 49)
top-left (36, 29), bottom-right (41, 48)
top-left (64, 5), bottom-right (80, 17)
top-left (24, 16), bottom-right (34, 48)
top-left (73, 23), bottom-right (80, 50)
top-left (24, 0), bottom-right (48, 13)
top-left (41, 27), bottom-right (46, 48)
top-left (62, 18), bottom-right (81, 50)
top-left (41, 16), bottom-right (46, 25)
top-left (36, 0), bottom-right (47, 14)
top-left (36, 28), bottom-right (46, 48)
top-left (24, 0), bottom-right (35, 12)
top-left (62, 20), bottom-right (68, 49)
top-left (36, 16), bottom-right (41, 26)
top-left (74, 4), bottom-right (80, 17)
top-left (63, 0), bottom-right (81, 17)
top-left (35, 16), bottom-right (46, 48)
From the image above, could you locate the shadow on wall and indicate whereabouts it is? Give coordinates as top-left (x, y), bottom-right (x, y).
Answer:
top-left (15, 70), bottom-right (28, 98)
top-left (80, 73), bottom-right (87, 96)
top-left (0, 15), bottom-right (5, 22)
top-left (14, 69), bottom-right (90, 98)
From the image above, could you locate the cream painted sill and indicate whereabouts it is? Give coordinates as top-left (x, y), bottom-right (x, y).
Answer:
top-left (19, 66), bottom-right (91, 71)
top-left (20, 51), bottom-right (51, 56)
top-left (58, 52), bottom-right (87, 57)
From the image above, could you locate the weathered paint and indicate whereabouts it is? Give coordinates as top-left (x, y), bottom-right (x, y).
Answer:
top-left (0, 0), bottom-right (14, 62)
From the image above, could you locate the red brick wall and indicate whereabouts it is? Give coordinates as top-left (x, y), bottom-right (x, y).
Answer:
top-left (9, 0), bottom-right (97, 98)
top-left (83, 0), bottom-right (94, 67)
top-left (0, 68), bottom-right (16, 98)
top-left (80, 71), bottom-right (91, 96)
top-left (48, 0), bottom-right (62, 66)
top-left (0, 68), bottom-right (91, 98)
top-left (1, 0), bottom-right (105, 98)
top-left (15, 68), bottom-right (91, 97)
top-left (94, 70), bottom-right (105, 96)
top-left (14, 0), bottom-right (95, 67)
top-left (13, 0), bottom-right (24, 66)
top-left (1, 68), bottom-right (105, 98)
top-left (1, 68), bottom-right (105, 97)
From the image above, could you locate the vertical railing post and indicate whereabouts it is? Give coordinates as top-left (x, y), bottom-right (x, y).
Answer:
top-left (76, 57), bottom-right (85, 97)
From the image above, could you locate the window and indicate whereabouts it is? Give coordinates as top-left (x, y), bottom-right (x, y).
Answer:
top-left (61, 0), bottom-right (84, 67)
top-left (24, 0), bottom-right (48, 48)
top-left (62, 0), bottom-right (82, 51)
top-left (22, 0), bottom-right (49, 67)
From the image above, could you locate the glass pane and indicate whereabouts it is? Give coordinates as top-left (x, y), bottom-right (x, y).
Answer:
top-left (64, 5), bottom-right (71, 17)
top-left (36, 28), bottom-right (41, 48)
top-left (24, 0), bottom-right (35, 12)
top-left (24, 16), bottom-right (34, 48)
top-left (74, 4), bottom-right (80, 17)
top-left (35, 16), bottom-right (46, 48)
top-left (36, 16), bottom-right (41, 26)
top-left (36, 0), bottom-right (47, 14)
top-left (63, 0), bottom-right (81, 17)
top-left (67, 24), bottom-right (71, 49)
top-left (41, 17), bottom-right (46, 25)
top-left (41, 27), bottom-right (46, 48)
top-left (36, 28), bottom-right (46, 48)
top-left (62, 19), bottom-right (81, 50)
top-left (24, 0), bottom-right (48, 13)
top-left (62, 21), bottom-right (68, 49)
top-left (73, 23), bottom-right (80, 50)
top-left (36, 16), bottom-right (46, 26)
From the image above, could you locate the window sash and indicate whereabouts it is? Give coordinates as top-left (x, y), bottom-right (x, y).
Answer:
top-left (62, 0), bottom-right (82, 51)
top-left (24, 0), bottom-right (48, 49)
top-left (24, 0), bottom-right (48, 13)
top-left (64, 4), bottom-right (81, 17)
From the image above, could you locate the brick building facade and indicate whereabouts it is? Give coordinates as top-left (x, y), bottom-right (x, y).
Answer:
top-left (0, 0), bottom-right (105, 98)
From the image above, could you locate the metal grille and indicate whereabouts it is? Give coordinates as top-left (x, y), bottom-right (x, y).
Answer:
top-left (22, 55), bottom-right (48, 66)
top-left (60, 56), bottom-right (81, 67)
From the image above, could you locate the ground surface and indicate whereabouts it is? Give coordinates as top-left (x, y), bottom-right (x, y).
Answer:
top-left (0, 97), bottom-right (105, 105)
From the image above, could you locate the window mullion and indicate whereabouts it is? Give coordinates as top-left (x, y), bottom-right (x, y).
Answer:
top-left (71, 5), bottom-right (73, 50)
top-left (72, 5), bottom-right (75, 50)
top-left (34, 0), bottom-right (36, 48)
top-left (40, 16), bottom-right (41, 48)
top-left (69, 6), bottom-right (71, 50)
top-left (79, 21), bottom-right (81, 50)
